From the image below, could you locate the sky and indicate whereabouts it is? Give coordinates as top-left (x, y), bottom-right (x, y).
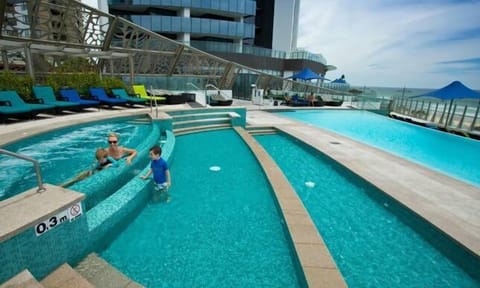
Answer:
top-left (297, 0), bottom-right (480, 89)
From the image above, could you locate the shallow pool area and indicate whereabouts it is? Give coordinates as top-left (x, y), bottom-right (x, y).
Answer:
top-left (0, 116), bottom-right (153, 201)
top-left (100, 129), bottom-right (304, 287)
top-left (276, 110), bottom-right (480, 187)
top-left (255, 132), bottom-right (480, 287)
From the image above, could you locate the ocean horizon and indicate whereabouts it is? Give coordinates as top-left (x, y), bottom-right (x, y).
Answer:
top-left (352, 86), bottom-right (433, 100)
top-left (353, 85), bottom-right (480, 100)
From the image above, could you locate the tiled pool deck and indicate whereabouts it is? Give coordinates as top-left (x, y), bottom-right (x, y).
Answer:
top-left (1, 101), bottom-right (479, 287)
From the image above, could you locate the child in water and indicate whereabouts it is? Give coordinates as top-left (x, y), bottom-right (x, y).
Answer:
top-left (60, 148), bottom-right (116, 188)
top-left (140, 145), bottom-right (171, 202)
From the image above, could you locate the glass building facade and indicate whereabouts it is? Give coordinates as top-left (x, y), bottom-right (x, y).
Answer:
top-left (107, 0), bottom-right (331, 77)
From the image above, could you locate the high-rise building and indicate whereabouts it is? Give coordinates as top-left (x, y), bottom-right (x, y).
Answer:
top-left (107, 0), bottom-right (331, 78)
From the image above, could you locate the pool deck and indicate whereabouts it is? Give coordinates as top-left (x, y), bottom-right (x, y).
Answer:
top-left (1, 101), bottom-right (479, 286)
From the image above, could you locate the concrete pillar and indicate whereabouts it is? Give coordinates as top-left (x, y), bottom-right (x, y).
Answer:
top-left (177, 8), bottom-right (190, 46)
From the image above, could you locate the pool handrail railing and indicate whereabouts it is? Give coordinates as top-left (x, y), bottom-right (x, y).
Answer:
top-left (0, 148), bottom-right (46, 193)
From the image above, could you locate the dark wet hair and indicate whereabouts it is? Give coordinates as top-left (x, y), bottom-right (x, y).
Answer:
top-left (150, 145), bottom-right (162, 156)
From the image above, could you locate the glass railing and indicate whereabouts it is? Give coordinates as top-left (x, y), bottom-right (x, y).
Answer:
top-left (288, 50), bottom-right (326, 64)
top-left (189, 42), bottom-right (328, 64)
top-left (189, 41), bottom-right (287, 59)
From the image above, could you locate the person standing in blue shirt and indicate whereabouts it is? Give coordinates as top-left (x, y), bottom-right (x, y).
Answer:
top-left (140, 145), bottom-right (171, 202)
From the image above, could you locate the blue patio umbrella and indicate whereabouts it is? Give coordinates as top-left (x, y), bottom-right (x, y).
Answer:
top-left (412, 81), bottom-right (480, 100)
top-left (411, 81), bottom-right (480, 126)
top-left (288, 68), bottom-right (330, 81)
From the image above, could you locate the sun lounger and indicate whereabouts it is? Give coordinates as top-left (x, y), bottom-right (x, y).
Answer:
top-left (210, 91), bottom-right (233, 106)
top-left (0, 90), bottom-right (55, 122)
top-left (132, 84), bottom-right (166, 102)
top-left (111, 88), bottom-right (149, 106)
top-left (289, 95), bottom-right (309, 106)
top-left (88, 87), bottom-right (128, 107)
top-left (319, 95), bottom-right (343, 106)
top-left (32, 86), bottom-right (80, 113)
top-left (59, 88), bottom-right (101, 108)
top-left (0, 99), bottom-right (32, 122)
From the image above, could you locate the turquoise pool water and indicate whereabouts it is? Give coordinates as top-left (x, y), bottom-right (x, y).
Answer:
top-left (100, 129), bottom-right (303, 287)
top-left (276, 110), bottom-right (480, 187)
top-left (0, 116), bottom-right (152, 201)
top-left (255, 133), bottom-right (479, 287)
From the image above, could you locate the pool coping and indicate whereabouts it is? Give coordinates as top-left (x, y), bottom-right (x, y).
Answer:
top-left (234, 126), bottom-right (347, 287)
top-left (0, 184), bottom-right (85, 242)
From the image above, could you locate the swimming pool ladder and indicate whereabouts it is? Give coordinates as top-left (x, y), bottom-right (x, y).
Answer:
top-left (205, 83), bottom-right (224, 105)
top-left (0, 148), bottom-right (46, 193)
top-left (188, 82), bottom-right (209, 105)
top-left (149, 85), bottom-right (159, 118)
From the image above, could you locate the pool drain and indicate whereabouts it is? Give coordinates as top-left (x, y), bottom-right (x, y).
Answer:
top-left (209, 166), bottom-right (221, 172)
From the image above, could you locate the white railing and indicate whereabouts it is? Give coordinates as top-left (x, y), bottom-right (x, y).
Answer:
top-left (391, 97), bottom-right (480, 131)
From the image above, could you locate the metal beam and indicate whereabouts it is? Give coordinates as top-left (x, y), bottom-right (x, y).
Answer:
top-left (167, 45), bottom-right (184, 76)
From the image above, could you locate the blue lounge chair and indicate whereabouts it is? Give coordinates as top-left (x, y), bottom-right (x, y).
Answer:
top-left (59, 88), bottom-right (100, 108)
top-left (32, 86), bottom-right (80, 113)
top-left (89, 87), bottom-right (128, 107)
top-left (0, 90), bottom-right (55, 122)
top-left (111, 88), bottom-right (149, 106)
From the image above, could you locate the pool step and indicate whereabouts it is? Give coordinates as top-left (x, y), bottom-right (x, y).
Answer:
top-left (246, 126), bottom-right (277, 135)
top-left (0, 269), bottom-right (44, 288)
top-left (247, 129), bottom-right (277, 135)
top-left (170, 111), bottom-right (231, 122)
top-left (125, 117), bottom-right (152, 125)
top-left (174, 123), bottom-right (231, 135)
top-left (74, 253), bottom-right (144, 288)
top-left (173, 117), bottom-right (231, 130)
top-left (41, 263), bottom-right (94, 288)
top-left (170, 110), bottom-right (239, 135)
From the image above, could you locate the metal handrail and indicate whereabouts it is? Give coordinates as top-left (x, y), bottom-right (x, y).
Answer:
top-left (205, 83), bottom-right (228, 105)
top-left (205, 84), bottom-right (222, 105)
top-left (0, 148), bottom-right (46, 193)
top-left (186, 82), bottom-right (201, 90)
top-left (205, 83), bottom-right (220, 91)
top-left (149, 85), bottom-right (159, 118)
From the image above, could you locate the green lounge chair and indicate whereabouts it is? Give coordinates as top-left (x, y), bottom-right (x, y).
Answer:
top-left (32, 86), bottom-right (81, 113)
top-left (111, 88), bottom-right (149, 106)
top-left (0, 91), bottom-right (55, 121)
top-left (132, 84), bottom-right (166, 102)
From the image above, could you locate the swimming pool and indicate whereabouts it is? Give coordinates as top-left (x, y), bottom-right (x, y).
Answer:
top-left (100, 129), bottom-right (304, 287)
top-left (275, 110), bottom-right (480, 187)
top-left (0, 116), bottom-right (152, 201)
top-left (255, 132), bottom-right (479, 287)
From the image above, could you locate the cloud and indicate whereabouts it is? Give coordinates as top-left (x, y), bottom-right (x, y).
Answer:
top-left (433, 57), bottom-right (480, 73)
top-left (298, 0), bottom-right (480, 89)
